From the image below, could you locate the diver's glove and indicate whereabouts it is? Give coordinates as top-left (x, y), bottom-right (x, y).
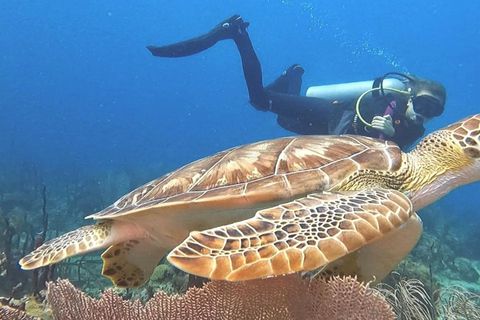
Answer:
top-left (372, 115), bottom-right (395, 137)
top-left (147, 14), bottom-right (249, 58)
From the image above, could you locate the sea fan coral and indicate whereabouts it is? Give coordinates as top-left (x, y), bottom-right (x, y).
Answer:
top-left (0, 305), bottom-right (38, 320)
top-left (46, 275), bottom-right (395, 320)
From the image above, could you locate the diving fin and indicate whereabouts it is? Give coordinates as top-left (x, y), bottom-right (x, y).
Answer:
top-left (147, 14), bottom-right (249, 58)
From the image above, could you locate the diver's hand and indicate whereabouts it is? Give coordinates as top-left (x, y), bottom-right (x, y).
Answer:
top-left (372, 115), bottom-right (395, 137)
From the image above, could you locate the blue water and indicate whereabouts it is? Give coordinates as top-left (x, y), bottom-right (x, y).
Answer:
top-left (1, 2), bottom-right (479, 211)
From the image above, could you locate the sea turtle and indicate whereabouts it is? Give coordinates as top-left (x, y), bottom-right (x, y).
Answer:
top-left (20, 114), bottom-right (480, 288)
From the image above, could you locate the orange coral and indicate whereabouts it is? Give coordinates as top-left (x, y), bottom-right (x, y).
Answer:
top-left (47, 275), bottom-right (395, 320)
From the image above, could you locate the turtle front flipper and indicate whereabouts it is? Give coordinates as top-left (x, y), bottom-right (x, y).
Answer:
top-left (19, 221), bottom-right (114, 270)
top-left (317, 211), bottom-right (421, 284)
top-left (168, 189), bottom-right (419, 281)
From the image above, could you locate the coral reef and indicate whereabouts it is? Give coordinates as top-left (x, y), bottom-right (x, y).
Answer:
top-left (0, 305), bottom-right (38, 320)
top-left (0, 290), bottom-right (51, 320)
top-left (45, 275), bottom-right (394, 320)
top-left (5, 272), bottom-right (476, 320)
top-left (452, 257), bottom-right (479, 283)
top-left (378, 273), bottom-right (434, 319)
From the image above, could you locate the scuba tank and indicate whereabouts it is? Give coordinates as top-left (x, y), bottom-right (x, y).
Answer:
top-left (306, 73), bottom-right (415, 137)
top-left (306, 73), bottom-right (414, 128)
top-left (306, 78), bottom-right (407, 103)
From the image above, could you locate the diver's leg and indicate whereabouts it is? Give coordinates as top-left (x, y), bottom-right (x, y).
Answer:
top-left (265, 64), bottom-right (305, 95)
top-left (147, 14), bottom-right (269, 111)
top-left (277, 116), bottom-right (328, 135)
top-left (147, 15), bottom-right (249, 57)
top-left (285, 65), bottom-right (304, 95)
top-left (233, 31), bottom-right (331, 128)
top-left (260, 92), bottom-right (333, 134)
top-left (231, 28), bottom-right (269, 110)
top-left (147, 14), bottom-right (311, 120)
top-left (267, 92), bottom-right (331, 120)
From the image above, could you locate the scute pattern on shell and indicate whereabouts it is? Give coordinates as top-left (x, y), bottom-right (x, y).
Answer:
top-left (90, 135), bottom-right (403, 219)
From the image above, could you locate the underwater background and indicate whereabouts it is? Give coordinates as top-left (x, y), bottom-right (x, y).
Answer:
top-left (1, 0), bottom-right (480, 318)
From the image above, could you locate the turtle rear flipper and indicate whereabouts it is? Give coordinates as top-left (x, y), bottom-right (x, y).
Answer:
top-left (101, 240), bottom-right (167, 288)
top-left (19, 221), bottom-right (115, 270)
top-left (168, 189), bottom-right (416, 281)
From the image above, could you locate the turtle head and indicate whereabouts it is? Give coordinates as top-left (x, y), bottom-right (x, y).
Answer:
top-left (408, 114), bottom-right (480, 209)
top-left (440, 113), bottom-right (480, 172)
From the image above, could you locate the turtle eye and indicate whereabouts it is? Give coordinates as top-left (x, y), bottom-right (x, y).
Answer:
top-left (463, 134), bottom-right (480, 158)
top-left (464, 147), bottom-right (480, 159)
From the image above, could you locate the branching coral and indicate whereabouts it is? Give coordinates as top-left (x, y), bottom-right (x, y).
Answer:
top-left (46, 275), bottom-right (395, 320)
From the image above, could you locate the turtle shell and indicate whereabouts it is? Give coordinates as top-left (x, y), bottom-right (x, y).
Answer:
top-left (89, 135), bottom-right (402, 220)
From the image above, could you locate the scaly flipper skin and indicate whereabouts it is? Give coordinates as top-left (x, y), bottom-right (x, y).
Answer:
top-left (168, 189), bottom-right (413, 281)
top-left (19, 221), bottom-right (113, 270)
top-left (101, 240), bottom-right (168, 288)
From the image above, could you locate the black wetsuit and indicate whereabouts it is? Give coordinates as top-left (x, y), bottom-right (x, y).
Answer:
top-left (147, 15), bottom-right (425, 150)
top-left (272, 93), bottom-right (424, 150)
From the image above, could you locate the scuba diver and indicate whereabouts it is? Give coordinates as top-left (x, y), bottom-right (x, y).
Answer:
top-left (147, 15), bottom-right (447, 150)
